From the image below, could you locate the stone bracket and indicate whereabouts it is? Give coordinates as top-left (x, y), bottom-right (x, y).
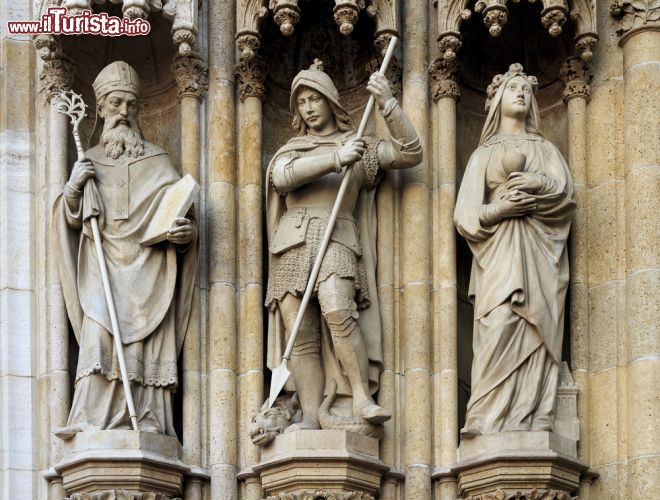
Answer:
top-left (45, 431), bottom-right (209, 499)
top-left (254, 431), bottom-right (389, 497)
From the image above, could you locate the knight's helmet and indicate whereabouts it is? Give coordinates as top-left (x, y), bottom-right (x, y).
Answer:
top-left (289, 59), bottom-right (347, 117)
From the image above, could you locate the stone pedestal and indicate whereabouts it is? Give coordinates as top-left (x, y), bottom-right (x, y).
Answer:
top-left (253, 430), bottom-right (388, 499)
top-left (52, 431), bottom-right (189, 499)
top-left (453, 431), bottom-right (593, 498)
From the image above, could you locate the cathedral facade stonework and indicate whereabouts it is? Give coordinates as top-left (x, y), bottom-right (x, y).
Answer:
top-left (0, 0), bottom-right (658, 499)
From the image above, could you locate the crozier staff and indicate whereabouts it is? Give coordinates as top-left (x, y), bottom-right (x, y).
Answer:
top-left (455, 64), bottom-right (576, 437)
top-left (53, 61), bottom-right (198, 437)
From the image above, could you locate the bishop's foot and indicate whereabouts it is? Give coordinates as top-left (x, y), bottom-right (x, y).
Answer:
top-left (284, 418), bottom-right (320, 432)
top-left (54, 425), bottom-right (83, 440)
top-left (460, 426), bottom-right (481, 439)
top-left (355, 400), bottom-right (391, 424)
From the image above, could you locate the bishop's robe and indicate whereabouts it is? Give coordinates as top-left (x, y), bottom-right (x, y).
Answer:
top-left (53, 142), bottom-right (198, 435)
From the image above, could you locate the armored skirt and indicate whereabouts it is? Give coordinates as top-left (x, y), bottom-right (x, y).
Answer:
top-left (265, 215), bottom-right (370, 310)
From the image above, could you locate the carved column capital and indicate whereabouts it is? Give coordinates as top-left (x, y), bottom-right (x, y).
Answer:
top-left (366, 49), bottom-right (402, 98)
top-left (429, 57), bottom-right (461, 102)
top-left (560, 57), bottom-right (592, 103)
top-left (610, 0), bottom-right (660, 39)
top-left (39, 56), bottom-right (75, 101)
top-left (575, 34), bottom-right (598, 62)
top-left (171, 53), bottom-right (209, 102)
top-left (235, 57), bottom-right (268, 102)
top-left (236, 31), bottom-right (262, 61)
top-left (373, 31), bottom-right (397, 55)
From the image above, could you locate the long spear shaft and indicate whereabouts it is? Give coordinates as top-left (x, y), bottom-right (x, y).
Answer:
top-left (56, 91), bottom-right (139, 431)
top-left (268, 36), bottom-right (399, 407)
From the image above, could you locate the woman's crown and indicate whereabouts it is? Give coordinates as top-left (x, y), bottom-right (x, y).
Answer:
top-left (485, 63), bottom-right (538, 112)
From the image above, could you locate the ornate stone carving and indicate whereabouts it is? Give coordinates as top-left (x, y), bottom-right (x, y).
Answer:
top-left (68, 491), bottom-right (180, 500)
top-left (34, 32), bottom-right (74, 98)
top-left (366, 46), bottom-right (402, 98)
top-left (455, 64), bottom-right (575, 441)
top-left (171, 53), bottom-right (209, 101)
top-left (33, 33), bottom-right (62, 61)
top-left (465, 490), bottom-right (576, 500)
top-left (366, 0), bottom-right (398, 47)
top-left (62, 0), bottom-right (198, 54)
top-left (560, 56), bottom-right (592, 102)
top-left (541, 3), bottom-right (569, 37)
top-left (334, 0), bottom-right (366, 35)
top-left (270, 0), bottom-right (301, 35)
top-left (235, 56), bottom-right (267, 101)
top-left (610, 0), bottom-right (660, 35)
top-left (440, 0), bottom-right (580, 39)
top-left (251, 383), bottom-right (384, 446)
top-left (438, 32), bottom-right (464, 61)
top-left (575, 33), bottom-right (598, 61)
top-left (475, 0), bottom-right (509, 37)
top-left (266, 491), bottom-right (375, 500)
top-left (250, 394), bottom-right (302, 446)
top-left (429, 57), bottom-right (461, 101)
top-left (235, 0), bottom-right (269, 59)
top-left (236, 32), bottom-right (262, 61)
top-left (39, 56), bottom-right (75, 99)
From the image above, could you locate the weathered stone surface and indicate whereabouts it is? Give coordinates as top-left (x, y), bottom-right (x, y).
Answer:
top-left (255, 430), bottom-right (387, 497)
top-left (54, 431), bottom-right (187, 497)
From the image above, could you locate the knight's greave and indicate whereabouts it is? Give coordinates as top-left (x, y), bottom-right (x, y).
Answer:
top-left (323, 304), bottom-right (371, 404)
top-left (288, 329), bottom-right (323, 427)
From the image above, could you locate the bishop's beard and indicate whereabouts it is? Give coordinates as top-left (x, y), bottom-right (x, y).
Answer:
top-left (101, 115), bottom-right (144, 159)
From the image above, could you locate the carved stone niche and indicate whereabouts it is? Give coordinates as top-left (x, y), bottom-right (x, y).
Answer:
top-left (46, 431), bottom-right (190, 499)
top-left (252, 431), bottom-right (389, 498)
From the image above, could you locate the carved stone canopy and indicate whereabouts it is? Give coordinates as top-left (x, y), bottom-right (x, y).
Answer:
top-left (43, 0), bottom-right (199, 55)
top-left (436, 0), bottom-right (598, 62)
top-left (236, 0), bottom-right (398, 60)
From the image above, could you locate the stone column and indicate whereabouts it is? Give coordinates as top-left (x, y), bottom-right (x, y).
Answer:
top-left (235, 55), bottom-right (267, 500)
top-left (0, 18), bottom-right (37, 499)
top-left (429, 57), bottom-right (461, 500)
top-left (33, 43), bottom-right (75, 500)
top-left (614, 12), bottom-right (660, 498)
top-left (401, 2), bottom-right (432, 497)
top-left (207, 0), bottom-right (239, 497)
top-left (172, 52), bottom-right (209, 500)
top-left (560, 56), bottom-right (593, 499)
top-left (367, 42), bottom-right (403, 498)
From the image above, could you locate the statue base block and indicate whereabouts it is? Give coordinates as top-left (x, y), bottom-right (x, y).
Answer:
top-left (54, 430), bottom-right (187, 499)
top-left (459, 430), bottom-right (577, 460)
top-left (454, 431), bottom-right (591, 498)
top-left (254, 430), bottom-right (388, 498)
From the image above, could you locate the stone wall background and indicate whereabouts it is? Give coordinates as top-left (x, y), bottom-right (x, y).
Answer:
top-left (0, 0), bottom-right (658, 498)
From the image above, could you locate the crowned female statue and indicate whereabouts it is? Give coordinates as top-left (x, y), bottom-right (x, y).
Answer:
top-left (455, 63), bottom-right (576, 438)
